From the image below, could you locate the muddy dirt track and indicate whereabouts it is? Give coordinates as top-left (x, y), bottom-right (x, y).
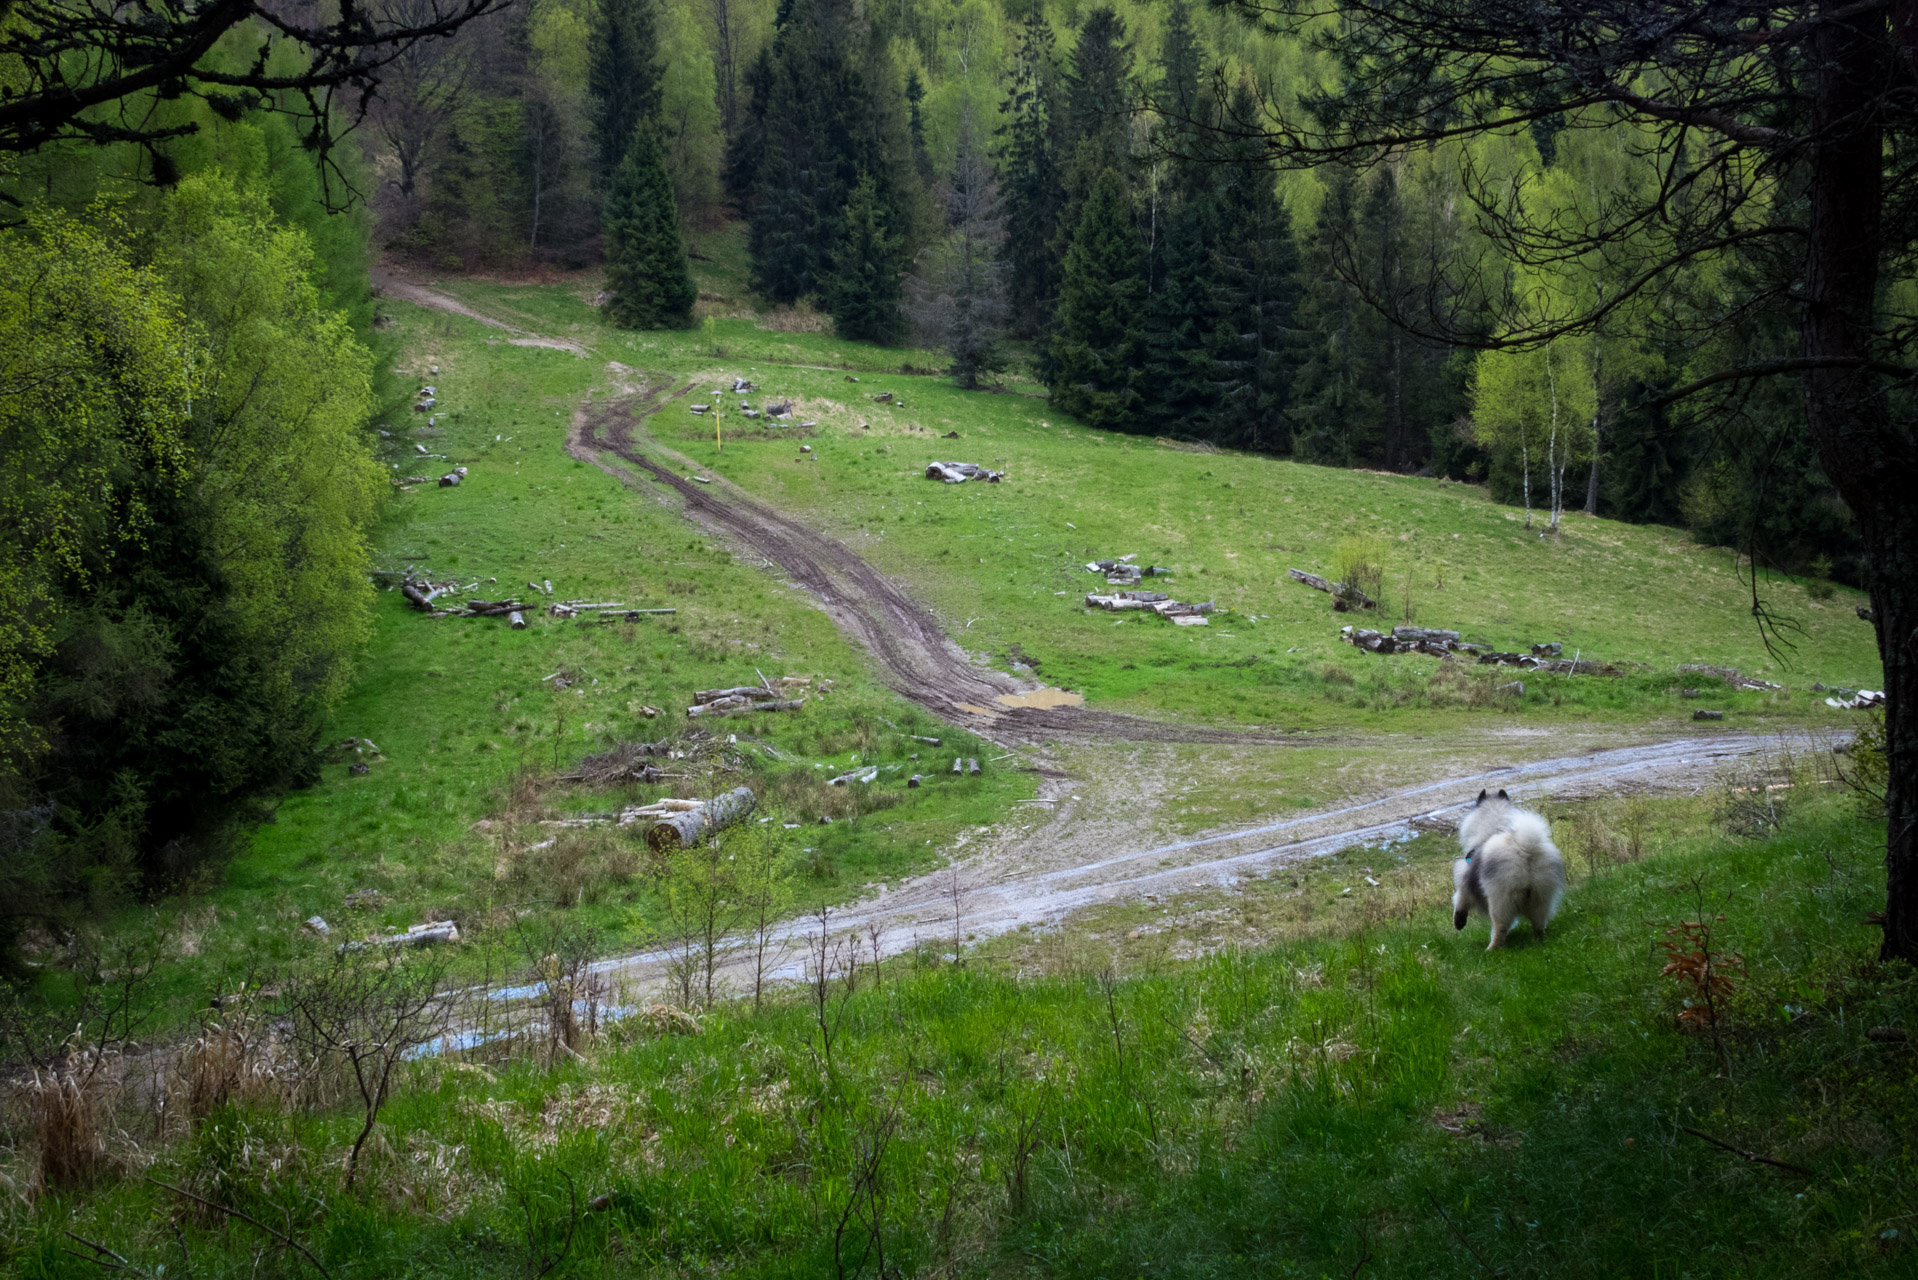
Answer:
top-left (573, 386), bottom-right (1294, 747)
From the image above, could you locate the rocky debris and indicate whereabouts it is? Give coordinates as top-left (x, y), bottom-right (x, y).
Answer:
top-left (926, 461), bottom-right (1003, 484)
top-left (1086, 556), bottom-right (1172, 585)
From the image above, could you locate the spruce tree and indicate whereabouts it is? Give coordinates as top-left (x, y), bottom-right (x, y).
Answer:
top-left (589, 0), bottom-right (663, 186)
top-left (905, 67), bottom-right (936, 187)
top-left (601, 127), bottom-right (698, 329)
top-left (1153, 0), bottom-right (1209, 204)
top-left (1142, 196), bottom-right (1218, 434)
top-left (1062, 9), bottom-right (1134, 209)
top-left (722, 48), bottom-right (774, 210)
top-left (1048, 168), bottom-right (1146, 429)
top-left (1207, 96), bottom-right (1301, 455)
top-left (829, 173), bottom-right (905, 343)
top-left (1289, 168), bottom-right (1388, 464)
top-left (746, 0), bottom-right (918, 306)
top-left (910, 101), bottom-right (1007, 387)
top-left (996, 10), bottom-right (1065, 338)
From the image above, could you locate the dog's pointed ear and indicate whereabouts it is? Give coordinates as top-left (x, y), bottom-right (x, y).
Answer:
top-left (1497, 789), bottom-right (1509, 800)
top-left (1475, 789), bottom-right (1487, 804)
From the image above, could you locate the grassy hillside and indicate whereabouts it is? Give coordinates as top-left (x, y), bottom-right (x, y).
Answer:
top-left (12, 790), bottom-right (1908, 1278)
top-left (405, 253), bottom-right (1879, 736)
top-left (139, 301), bottom-right (1025, 1011)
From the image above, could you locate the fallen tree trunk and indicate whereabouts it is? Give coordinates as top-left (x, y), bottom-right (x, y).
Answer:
top-left (828, 766), bottom-right (879, 786)
top-left (694, 685), bottom-right (782, 704)
top-left (646, 786), bottom-right (757, 853)
top-left (508, 610), bottom-right (526, 630)
top-left (344, 921), bottom-right (460, 952)
top-left (686, 697), bottom-right (804, 718)
top-left (1289, 568), bottom-right (1377, 610)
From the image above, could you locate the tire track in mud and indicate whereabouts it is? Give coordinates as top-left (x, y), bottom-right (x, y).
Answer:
top-left (573, 387), bottom-right (1298, 747)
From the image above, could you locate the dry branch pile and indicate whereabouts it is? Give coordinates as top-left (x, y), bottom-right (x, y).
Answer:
top-left (1085, 591), bottom-right (1215, 625)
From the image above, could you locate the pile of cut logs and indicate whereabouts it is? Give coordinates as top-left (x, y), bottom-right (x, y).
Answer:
top-left (647, 786), bottom-right (757, 853)
top-left (1340, 628), bottom-right (1622, 674)
top-left (926, 461), bottom-right (1003, 484)
top-left (1086, 590), bottom-right (1215, 625)
top-left (685, 678), bottom-right (809, 719)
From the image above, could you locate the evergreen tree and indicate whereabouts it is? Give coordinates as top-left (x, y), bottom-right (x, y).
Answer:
top-left (1290, 168), bottom-right (1389, 465)
top-left (602, 127), bottom-right (698, 329)
top-left (996, 10), bottom-right (1065, 338)
top-left (905, 67), bottom-right (936, 187)
top-left (1207, 104), bottom-right (1300, 454)
top-left (723, 48), bottom-right (774, 210)
top-left (746, 0), bottom-right (918, 305)
top-left (1153, 0), bottom-right (1208, 204)
top-left (1049, 168), bottom-right (1146, 429)
top-left (589, 0), bottom-right (664, 186)
top-left (911, 100), bottom-right (1007, 387)
top-left (1062, 9), bottom-right (1134, 208)
top-left (829, 173), bottom-right (905, 343)
top-left (1142, 196), bottom-right (1218, 433)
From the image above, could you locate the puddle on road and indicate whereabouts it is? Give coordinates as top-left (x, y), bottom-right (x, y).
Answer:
top-left (993, 688), bottom-right (1085, 710)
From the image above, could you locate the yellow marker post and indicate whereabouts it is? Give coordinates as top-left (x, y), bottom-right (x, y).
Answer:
top-left (717, 413), bottom-right (722, 454)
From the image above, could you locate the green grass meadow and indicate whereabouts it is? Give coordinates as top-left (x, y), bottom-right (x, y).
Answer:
top-left (4, 239), bottom-right (1906, 1278)
top-left (11, 792), bottom-right (1910, 1278)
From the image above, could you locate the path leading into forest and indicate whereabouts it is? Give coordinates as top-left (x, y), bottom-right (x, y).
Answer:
top-left (571, 381), bottom-right (1292, 747)
top-left (383, 276), bottom-right (1824, 1018)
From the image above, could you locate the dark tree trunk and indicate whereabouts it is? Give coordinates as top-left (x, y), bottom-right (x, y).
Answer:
top-left (1798, 4), bottom-right (1915, 962)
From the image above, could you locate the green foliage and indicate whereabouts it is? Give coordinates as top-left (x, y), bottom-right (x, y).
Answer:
top-left (995, 10), bottom-right (1066, 339)
top-left (0, 214), bottom-right (195, 771)
top-left (1060, 7), bottom-right (1134, 210)
top-left (829, 174), bottom-right (906, 344)
top-left (1142, 197), bottom-right (1219, 433)
top-left (1048, 168), bottom-right (1145, 429)
top-left (601, 127), bottom-right (699, 329)
top-left (588, 0), bottom-right (665, 185)
top-left (0, 174), bottom-right (380, 931)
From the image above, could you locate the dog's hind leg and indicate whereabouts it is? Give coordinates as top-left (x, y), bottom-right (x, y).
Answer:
top-left (1486, 914), bottom-right (1510, 950)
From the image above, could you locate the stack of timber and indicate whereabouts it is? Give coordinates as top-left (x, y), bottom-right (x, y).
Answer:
top-left (1341, 625), bottom-right (1469, 655)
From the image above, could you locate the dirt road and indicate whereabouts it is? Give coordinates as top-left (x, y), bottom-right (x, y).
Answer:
top-left (573, 387), bottom-right (1292, 746)
top-left (576, 732), bottom-right (1788, 997)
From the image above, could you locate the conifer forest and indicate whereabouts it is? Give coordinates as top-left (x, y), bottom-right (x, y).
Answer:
top-left (0, 0), bottom-right (1915, 1275)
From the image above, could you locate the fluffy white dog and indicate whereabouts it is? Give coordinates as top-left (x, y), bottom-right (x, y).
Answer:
top-left (1452, 788), bottom-right (1566, 949)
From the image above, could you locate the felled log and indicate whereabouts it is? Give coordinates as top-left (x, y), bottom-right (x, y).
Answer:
top-left (402, 580), bottom-right (434, 610)
top-left (1693, 709), bottom-right (1724, 721)
top-left (1396, 627), bottom-right (1461, 644)
top-left (686, 697), bottom-right (803, 718)
top-left (345, 921), bottom-right (460, 952)
top-left (1289, 568), bottom-right (1378, 610)
top-left (694, 685), bottom-right (782, 704)
top-left (1086, 594), bottom-right (1152, 610)
top-left (952, 757), bottom-right (963, 774)
top-left (872, 391), bottom-right (894, 403)
top-left (508, 610), bottom-right (526, 630)
top-left (465, 600), bottom-right (524, 616)
top-left (1531, 641), bottom-right (1562, 657)
top-left (910, 734), bottom-right (942, 746)
top-left (968, 758), bottom-right (980, 775)
top-left (907, 774), bottom-right (922, 788)
top-left (828, 766), bottom-right (879, 786)
top-left (691, 405), bottom-right (710, 414)
top-left (646, 786), bottom-right (757, 853)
